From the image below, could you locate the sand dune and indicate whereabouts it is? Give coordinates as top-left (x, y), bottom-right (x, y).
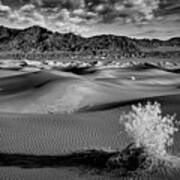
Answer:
top-left (0, 109), bottom-right (129, 154)
top-left (1, 66), bottom-right (180, 179)
top-left (1, 94), bottom-right (180, 179)
top-left (1, 67), bottom-right (180, 154)
top-left (0, 67), bottom-right (180, 113)
top-left (2, 93), bottom-right (180, 154)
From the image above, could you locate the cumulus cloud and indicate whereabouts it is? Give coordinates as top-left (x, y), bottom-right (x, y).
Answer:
top-left (2, 2), bottom-right (44, 28)
top-left (20, 4), bottom-right (36, 12)
top-left (0, 0), bottom-right (179, 37)
top-left (0, 0), bottom-right (162, 24)
top-left (84, 0), bottom-right (161, 23)
top-left (123, 0), bottom-right (160, 20)
top-left (0, 1), bottom-right (11, 12)
top-left (0, 0), bottom-right (11, 17)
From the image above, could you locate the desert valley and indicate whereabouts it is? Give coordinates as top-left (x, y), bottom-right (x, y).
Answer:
top-left (0, 25), bottom-right (180, 180)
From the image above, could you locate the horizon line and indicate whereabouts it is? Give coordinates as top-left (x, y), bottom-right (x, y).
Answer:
top-left (0, 24), bottom-right (179, 41)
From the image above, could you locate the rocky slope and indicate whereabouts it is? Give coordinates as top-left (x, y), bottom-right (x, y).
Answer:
top-left (0, 25), bottom-right (179, 59)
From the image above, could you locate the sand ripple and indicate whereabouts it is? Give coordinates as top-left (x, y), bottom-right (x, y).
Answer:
top-left (0, 110), bottom-right (129, 155)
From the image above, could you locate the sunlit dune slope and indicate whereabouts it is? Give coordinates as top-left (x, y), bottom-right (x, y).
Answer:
top-left (1, 94), bottom-right (180, 167)
top-left (1, 66), bottom-right (180, 180)
top-left (0, 67), bottom-right (180, 113)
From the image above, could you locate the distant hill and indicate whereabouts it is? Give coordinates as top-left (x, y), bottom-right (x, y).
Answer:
top-left (133, 37), bottom-right (180, 48)
top-left (0, 25), bottom-right (179, 59)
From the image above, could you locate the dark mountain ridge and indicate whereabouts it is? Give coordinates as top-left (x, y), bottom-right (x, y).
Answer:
top-left (0, 25), bottom-right (179, 58)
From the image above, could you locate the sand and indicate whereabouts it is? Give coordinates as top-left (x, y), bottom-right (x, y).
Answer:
top-left (1, 166), bottom-right (180, 180)
top-left (1, 65), bottom-right (180, 179)
top-left (0, 67), bottom-right (180, 113)
top-left (1, 100), bottom-right (180, 180)
top-left (0, 109), bottom-right (129, 154)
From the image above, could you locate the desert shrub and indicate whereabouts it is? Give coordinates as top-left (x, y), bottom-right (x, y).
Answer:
top-left (119, 102), bottom-right (178, 158)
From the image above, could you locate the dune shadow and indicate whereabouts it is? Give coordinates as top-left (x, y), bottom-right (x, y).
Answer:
top-left (0, 150), bottom-right (118, 169)
top-left (79, 94), bottom-right (180, 112)
top-left (1, 144), bottom-right (180, 179)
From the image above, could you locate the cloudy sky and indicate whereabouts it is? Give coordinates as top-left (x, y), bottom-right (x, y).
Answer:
top-left (0, 0), bottom-right (179, 39)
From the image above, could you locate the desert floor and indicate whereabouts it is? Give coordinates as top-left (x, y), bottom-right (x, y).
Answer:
top-left (1, 60), bottom-right (180, 179)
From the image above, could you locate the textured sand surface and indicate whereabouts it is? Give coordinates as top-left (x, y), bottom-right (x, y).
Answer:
top-left (0, 68), bottom-right (180, 114)
top-left (1, 166), bottom-right (180, 180)
top-left (1, 94), bottom-right (180, 180)
top-left (0, 108), bottom-right (129, 154)
top-left (1, 66), bottom-right (180, 179)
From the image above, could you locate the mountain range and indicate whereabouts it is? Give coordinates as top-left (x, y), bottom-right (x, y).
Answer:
top-left (0, 25), bottom-right (179, 59)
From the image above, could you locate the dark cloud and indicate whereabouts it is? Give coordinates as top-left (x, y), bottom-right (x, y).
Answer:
top-left (32, 0), bottom-right (84, 10)
top-left (1, 0), bottom-right (31, 8)
top-left (1, 0), bottom-right (180, 22)
top-left (156, 0), bottom-right (180, 16)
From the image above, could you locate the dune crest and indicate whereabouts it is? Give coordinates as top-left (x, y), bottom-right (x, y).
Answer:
top-left (1, 67), bottom-right (180, 114)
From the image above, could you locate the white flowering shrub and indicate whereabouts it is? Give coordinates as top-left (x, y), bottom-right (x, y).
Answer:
top-left (120, 102), bottom-right (178, 158)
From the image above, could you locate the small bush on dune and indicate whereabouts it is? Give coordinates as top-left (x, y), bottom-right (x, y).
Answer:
top-left (119, 102), bottom-right (178, 159)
